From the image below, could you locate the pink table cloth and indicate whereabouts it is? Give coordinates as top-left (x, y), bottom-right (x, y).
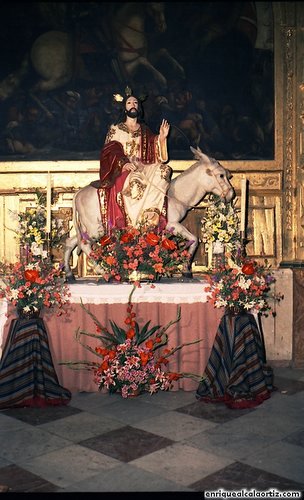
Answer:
top-left (1, 281), bottom-right (223, 392)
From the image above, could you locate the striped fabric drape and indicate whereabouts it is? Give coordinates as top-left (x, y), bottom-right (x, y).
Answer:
top-left (0, 316), bottom-right (71, 409)
top-left (196, 312), bottom-right (273, 409)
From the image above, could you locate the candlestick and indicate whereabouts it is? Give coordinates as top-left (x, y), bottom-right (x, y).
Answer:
top-left (208, 243), bottom-right (213, 269)
top-left (240, 177), bottom-right (247, 234)
top-left (46, 171), bottom-right (51, 234)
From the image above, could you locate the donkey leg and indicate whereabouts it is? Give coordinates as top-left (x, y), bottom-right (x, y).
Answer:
top-left (166, 222), bottom-right (198, 278)
top-left (63, 235), bottom-right (78, 282)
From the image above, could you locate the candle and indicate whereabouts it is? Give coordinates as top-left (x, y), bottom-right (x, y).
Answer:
top-left (46, 171), bottom-right (51, 234)
top-left (240, 177), bottom-right (247, 233)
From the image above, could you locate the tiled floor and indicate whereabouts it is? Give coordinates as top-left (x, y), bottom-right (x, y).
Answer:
top-left (0, 366), bottom-right (304, 495)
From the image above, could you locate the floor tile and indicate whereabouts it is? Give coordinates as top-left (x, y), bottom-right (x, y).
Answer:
top-left (134, 410), bottom-right (216, 441)
top-left (189, 461), bottom-right (304, 492)
top-left (273, 376), bottom-right (304, 395)
top-left (273, 367), bottom-right (304, 382)
top-left (78, 425), bottom-right (174, 462)
top-left (39, 411), bottom-right (124, 441)
top-left (0, 464), bottom-right (60, 492)
top-left (60, 463), bottom-right (194, 492)
top-left (1, 404), bottom-right (82, 425)
top-left (242, 441), bottom-right (304, 484)
top-left (16, 444), bottom-right (120, 489)
top-left (0, 427), bottom-right (72, 462)
top-left (142, 389), bottom-right (198, 409)
top-left (89, 398), bottom-right (167, 425)
top-left (131, 442), bottom-right (234, 487)
top-left (176, 400), bottom-right (254, 423)
top-left (214, 407), bottom-right (304, 441)
top-left (69, 391), bottom-right (125, 411)
top-left (283, 429), bottom-right (304, 448)
top-left (184, 421), bottom-right (278, 461)
top-left (0, 457), bottom-right (11, 469)
top-left (0, 412), bottom-right (34, 431)
top-left (0, 367), bottom-right (303, 493)
top-left (255, 390), bottom-right (304, 413)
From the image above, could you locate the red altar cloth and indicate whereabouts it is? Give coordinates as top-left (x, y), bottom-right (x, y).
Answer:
top-left (1, 282), bottom-right (222, 393)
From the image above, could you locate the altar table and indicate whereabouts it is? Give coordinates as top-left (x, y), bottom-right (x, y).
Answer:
top-left (1, 281), bottom-right (223, 392)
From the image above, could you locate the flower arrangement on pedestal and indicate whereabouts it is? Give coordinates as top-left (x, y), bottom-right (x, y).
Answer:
top-left (0, 255), bottom-right (70, 317)
top-left (201, 194), bottom-right (241, 267)
top-left (88, 226), bottom-right (191, 282)
top-left (61, 287), bottom-right (203, 398)
top-left (9, 191), bottom-right (66, 259)
top-left (204, 253), bottom-right (282, 316)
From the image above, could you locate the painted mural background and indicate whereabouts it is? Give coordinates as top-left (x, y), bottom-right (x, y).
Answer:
top-left (0, 2), bottom-right (274, 161)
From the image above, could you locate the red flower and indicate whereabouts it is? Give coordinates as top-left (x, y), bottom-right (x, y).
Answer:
top-left (145, 232), bottom-right (160, 246)
top-left (145, 339), bottom-right (154, 350)
top-left (126, 328), bottom-right (135, 339)
top-left (24, 269), bottom-right (40, 283)
top-left (242, 262), bottom-right (255, 275)
top-left (99, 235), bottom-right (112, 247)
top-left (100, 360), bottom-right (109, 372)
top-left (105, 255), bottom-right (116, 266)
top-left (95, 347), bottom-right (109, 356)
top-left (140, 352), bottom-right (149, 366)
top-left (120, 232), bottom-right (134, 243)
top-left (162, 238), bottom-right (177, 251)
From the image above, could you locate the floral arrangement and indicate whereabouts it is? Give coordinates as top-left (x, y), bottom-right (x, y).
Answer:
top-left (204, 253), bottom-right (280, 315)
top-left (61, 287), bottom-right (203, 398)
top-left (0, 255), bottom-right (70, 317)
top-left (10, 191), bottom-right (66, 258)
top-left (88, 226), bottom-right (191, 282)
top-left (201, 194), bottom-right (241, 254)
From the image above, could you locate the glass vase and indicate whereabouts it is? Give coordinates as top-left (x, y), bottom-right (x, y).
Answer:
top-left (211, 241), bottom-right (226, 269)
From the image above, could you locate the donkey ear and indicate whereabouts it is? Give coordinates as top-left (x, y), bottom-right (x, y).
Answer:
top-left (190, 146), bottom-right (202, 159)
top-left (190, 145), bottom-right (210, 161)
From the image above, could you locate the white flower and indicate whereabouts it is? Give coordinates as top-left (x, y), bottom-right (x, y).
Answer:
top-left (216, 298), bottom-right (228, 308)
top-left (25, 263), bottom-right (36, 270)
top-left (238, 276), bottom-right (251, 290)
top-left (201, 194), bottom-right (241, 252)
top-left (243, 303), bottom-right (253, 310)
top-left (10, 289), bottom-right (19, 299)
top-left (30, 242), bottom-right (48, 258)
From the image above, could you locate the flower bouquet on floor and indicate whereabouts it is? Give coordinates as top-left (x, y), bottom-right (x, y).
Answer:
top-left (0, 255), bottom-right (70, 318)
top-left (60, 286), bottom-right (203, 398)
top-left (87, 225), bottom-right (191, 283)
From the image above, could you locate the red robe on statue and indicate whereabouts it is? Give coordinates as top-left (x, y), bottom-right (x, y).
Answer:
top-left (99, 123), bottom-right (168, 231)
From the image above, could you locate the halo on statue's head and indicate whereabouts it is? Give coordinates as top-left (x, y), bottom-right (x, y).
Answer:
top-left (113, 86), bottom-right (147, 104)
